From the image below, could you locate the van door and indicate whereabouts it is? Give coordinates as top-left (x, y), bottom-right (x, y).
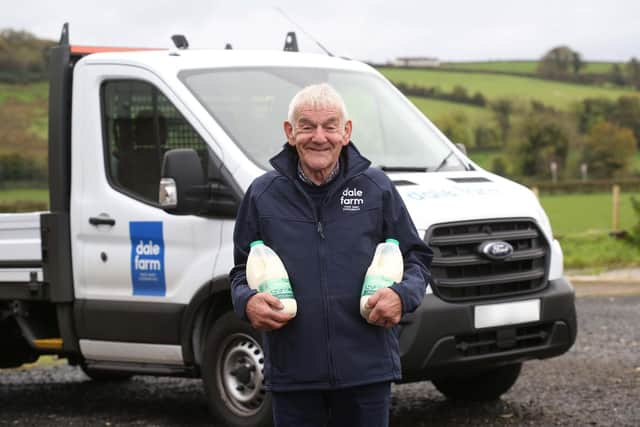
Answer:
top-left (70, 65), bottom-right (225, 364)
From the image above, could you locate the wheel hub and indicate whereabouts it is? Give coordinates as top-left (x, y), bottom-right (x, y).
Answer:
top-left (218, 333), bottom-right (266, 416)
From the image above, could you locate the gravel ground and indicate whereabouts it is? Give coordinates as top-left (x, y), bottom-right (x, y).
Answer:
top-left (1, 294), bottom-right (639, 426)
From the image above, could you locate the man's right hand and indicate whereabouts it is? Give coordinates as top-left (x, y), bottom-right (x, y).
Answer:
top-left (245, 293), bottom-right (293, 331)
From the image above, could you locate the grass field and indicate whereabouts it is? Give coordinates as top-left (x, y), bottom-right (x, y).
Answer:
top-left (0, 82), bottom-right (48, 104)
top-left (408, 96), bottom-right (492, 126)
top-left (0, 188), bottom-right (49, 203)
top-left (467, 149), bottom-right (500, 170)
top-left (440, 61), bottom-right (622, 75)
top-left (539, 192), bottom-right (636, 235)
top-left (559, 230), bottom-right (640, 270)
top-left (539, 192), bottom-right (640, 270)
top-left (0, 82), bottom-right (48, 157)
top-left (378, 67), bottom-right (639, 110)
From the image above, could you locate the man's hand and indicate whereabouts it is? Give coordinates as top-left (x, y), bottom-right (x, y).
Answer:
top-left (366, 287), bottom-right (402, 328)
top-left (246, 293), bottom-right (293, 331)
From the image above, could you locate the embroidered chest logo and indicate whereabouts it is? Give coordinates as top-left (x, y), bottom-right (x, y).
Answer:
top-left (340, 187), bottom-right (365, 211)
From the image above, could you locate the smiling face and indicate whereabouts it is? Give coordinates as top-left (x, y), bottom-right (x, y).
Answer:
top-left (284, 105), bottom-right (352, 184)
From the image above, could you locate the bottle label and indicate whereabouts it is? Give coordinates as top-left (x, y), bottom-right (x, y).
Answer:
top-left (259, 278), bottom-right (294, 299)
top-left (361, 275), bottom-right (394, 296)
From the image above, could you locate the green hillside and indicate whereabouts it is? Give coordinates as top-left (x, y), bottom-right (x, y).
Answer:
top-left (440, 61), bottom-right (622, 75)
top-left (378, 67), bottom-right (639, 110)
top-left (0, 82), bottom-right (48, 158)
top-left (0, 82), bottom-right (47, 104)
top-left (407, 96), bottom-right (491, 125)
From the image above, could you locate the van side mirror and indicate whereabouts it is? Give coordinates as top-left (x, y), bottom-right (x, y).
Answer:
top-left (160, 148), bottom-right (239, 217)
top-left (160, 148), bottom-right (205, 214)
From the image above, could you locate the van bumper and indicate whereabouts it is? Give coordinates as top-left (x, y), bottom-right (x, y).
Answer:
top-left (398, 277), bottom-right (577, 382)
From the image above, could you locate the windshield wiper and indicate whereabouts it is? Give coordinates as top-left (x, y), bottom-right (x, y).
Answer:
top-left (380, 166), bottom-right (428, 172)
top-left (434, 149), bottom-right (456, 172)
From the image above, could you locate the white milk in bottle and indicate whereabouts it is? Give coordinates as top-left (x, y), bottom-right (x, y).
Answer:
top-left (360, 238), bottom-right (404, 319)
top-left (246, 240), bottom-right (297, 317)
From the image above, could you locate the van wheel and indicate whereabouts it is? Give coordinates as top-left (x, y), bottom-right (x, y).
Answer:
top-left (432, 363), bottom-right (522, 401)
top-left (201, 311), bottom-right (272, 427)
top-left (80, 363), bottom-right (133, 381)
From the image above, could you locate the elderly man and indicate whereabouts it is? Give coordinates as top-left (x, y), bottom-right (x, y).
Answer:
top-left (230, 83), bottom-right (432, 427)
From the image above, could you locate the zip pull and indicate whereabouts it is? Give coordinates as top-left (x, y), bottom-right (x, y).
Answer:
top-left (317, 221), bottom-right (325, 239)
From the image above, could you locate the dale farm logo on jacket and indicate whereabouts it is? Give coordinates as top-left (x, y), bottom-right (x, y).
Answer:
top-left (340, 187), bottom-right (365, 212)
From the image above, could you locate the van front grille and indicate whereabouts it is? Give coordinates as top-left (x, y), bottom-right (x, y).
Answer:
top-left (426, 219), bottom-right (549, 302)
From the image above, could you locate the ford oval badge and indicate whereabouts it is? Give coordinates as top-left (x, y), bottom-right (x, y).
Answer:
top-left (478, 240), bottom-right (514, 261)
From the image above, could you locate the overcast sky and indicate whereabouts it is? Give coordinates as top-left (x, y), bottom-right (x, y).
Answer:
top-left (2, 0), bottom-right (639, 63)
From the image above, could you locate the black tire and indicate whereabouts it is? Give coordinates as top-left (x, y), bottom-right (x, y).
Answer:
top-left (80, 363), bottom-right (133, 381)
top-left (432, 363), bottom-right (522, 401)
top-left (201, 311), bottom-right (272, 427)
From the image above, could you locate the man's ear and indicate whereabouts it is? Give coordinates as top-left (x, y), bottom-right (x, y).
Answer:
top-left (284, 121), bottom-right (295, 146)
top-left (342, 120), bottom-right (353, 146)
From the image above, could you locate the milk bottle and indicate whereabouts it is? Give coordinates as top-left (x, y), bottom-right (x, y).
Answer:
top-left (360, 238), bottom-right (404, 319)
top-left (246, 240), bottom-right (297, 317)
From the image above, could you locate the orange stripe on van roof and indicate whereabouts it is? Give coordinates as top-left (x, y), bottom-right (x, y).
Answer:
top-left (70, 45), bottom-right (165, 55)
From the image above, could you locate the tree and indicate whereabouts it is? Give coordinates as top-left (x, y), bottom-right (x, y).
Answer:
top-left (435, 112), bottom-right (473, 147)
top-left (581, 121), bottom-right (637, 178)
top-left (573, 98), bottom-right (616, 134)
top-left (491, 155), bottom-right (509, 176)
top-left (490, 98), bottom-right (514, 143)
top-left (612, 96), bottom-right (640, 146)
top-left (608, 64), bottom-right (627, 86)
top-left (0, 29), bottom-right (54, 81)
top-left (572, 51), bottom-right (584, 74)
top-left (537, 46), bottom-right (583, 78)
top-left (509, 111), bottom-right (571, 178)
top-left (626, 57), bottom-right (640, 90)
top-left (474, 124), bottom-right (501, 149)
top-left (471, 92), bottom-right (487, 107)
top-left (451, 85), bottom-right (468, 102)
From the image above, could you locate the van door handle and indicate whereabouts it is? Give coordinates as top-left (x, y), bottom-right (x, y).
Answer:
top-left (89, 217), bottom-right (116, 226)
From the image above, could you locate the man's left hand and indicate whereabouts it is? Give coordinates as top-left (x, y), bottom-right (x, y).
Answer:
top-left (365, 288), bottom-right (402, 328)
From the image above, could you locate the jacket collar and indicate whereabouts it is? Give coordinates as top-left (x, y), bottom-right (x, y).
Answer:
top-left (269, 142), bottom-right (371, 184)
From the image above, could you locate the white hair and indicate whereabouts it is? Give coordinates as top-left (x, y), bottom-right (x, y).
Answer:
top-left (287, 83), bottom-right (349, 127)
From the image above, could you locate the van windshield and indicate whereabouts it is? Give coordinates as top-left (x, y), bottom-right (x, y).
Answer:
top-left (179, 67), bottom-right (467, 172)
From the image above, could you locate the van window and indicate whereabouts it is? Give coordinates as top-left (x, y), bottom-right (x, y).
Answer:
top-left (102, 80), bottom-right (210, 204)
top-left (179, 67), bottom-right (467, 172)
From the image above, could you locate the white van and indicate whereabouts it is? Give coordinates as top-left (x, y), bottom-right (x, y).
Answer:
top-left (0, 25), bottom-right (576, 426)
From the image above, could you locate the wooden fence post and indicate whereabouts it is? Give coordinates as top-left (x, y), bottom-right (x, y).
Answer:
top-left (612, 184), bottom-right (620, 231)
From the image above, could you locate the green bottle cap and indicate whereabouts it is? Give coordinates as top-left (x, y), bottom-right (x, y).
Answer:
top-left (250, 240), bottom-right (264, 248)
top-left (385, 238), bottom-right (399, 245)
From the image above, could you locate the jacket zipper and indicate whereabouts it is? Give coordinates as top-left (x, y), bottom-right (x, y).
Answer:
top-left (289, 179), bottom-right (335, 386)
top-left (288, 172), bottom-right (366, 387)
top-left (317, 173), bottom-right (365, 386)
top-left (316, 210), bottom-right (336, 386)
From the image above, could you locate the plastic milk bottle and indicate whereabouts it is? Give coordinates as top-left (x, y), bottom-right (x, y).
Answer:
top-left (360, 238), bottom-right (404, 319)
top-left (246, 240), bottom-right (297, 317)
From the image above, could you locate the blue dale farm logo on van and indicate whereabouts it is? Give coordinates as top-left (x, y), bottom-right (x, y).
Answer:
top-left (129, 221), bottom-right (166, 296)
top-left (340, 187), bottom-right (364, 211)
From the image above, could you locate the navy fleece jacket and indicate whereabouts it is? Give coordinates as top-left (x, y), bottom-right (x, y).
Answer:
top-left (230, 142), bottom-right (432, 391)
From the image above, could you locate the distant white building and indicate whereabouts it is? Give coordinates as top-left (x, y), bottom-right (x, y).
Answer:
top-left (392, 57), bottom-right (440, 68)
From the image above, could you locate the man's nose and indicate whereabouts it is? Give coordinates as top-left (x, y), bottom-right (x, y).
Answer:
top-left (311, 125), bottom-right (329, 141)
